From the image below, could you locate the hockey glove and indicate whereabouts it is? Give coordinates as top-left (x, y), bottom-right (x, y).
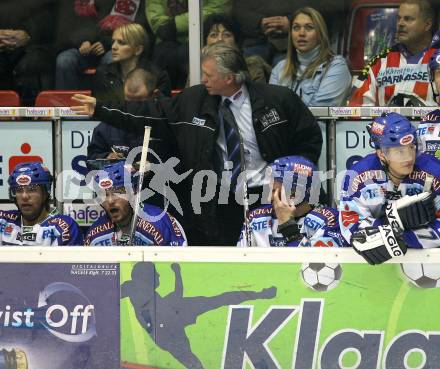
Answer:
top-left (351, 225), bottom-right (407, 265)
top-left (385, 192), bottom-right (436, 231)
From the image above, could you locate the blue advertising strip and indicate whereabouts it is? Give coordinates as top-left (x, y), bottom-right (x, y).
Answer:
top-left (0, 263), bottom-right (119, 369)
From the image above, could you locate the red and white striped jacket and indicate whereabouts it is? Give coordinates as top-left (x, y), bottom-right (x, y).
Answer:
top-left (349, 44), bottom-right (437, 106)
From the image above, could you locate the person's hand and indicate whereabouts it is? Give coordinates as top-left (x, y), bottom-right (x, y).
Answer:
top-left (90, 41), bottom-right (105, 56)
top-left (272, 187), bottom-right (296, 224)
top-left (386, 192), bottom-right (436, 230)
top-left (261, 17), bottom-right (275, 35)
top-left (0, 30), bottom-right (26, 49)
top-left (106, 152), bottom-right (124, 160)
top-left (71, 94), bottom-right (97, 116)
top-left (0, 30), bottom-right (13, 49)
top-left (11, 30), bottom-right (30, 48)
top-left (79, 41), bottom-right (92, 55)
top-left (261, 16), bottom-right (289, 35)
top-left (351, 225), bottom-right (407, 265)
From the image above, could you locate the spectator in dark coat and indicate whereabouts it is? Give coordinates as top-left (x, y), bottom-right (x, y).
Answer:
top-left (0, 0), bottom-right (55, 104)
top-left (204, 13), bottom-right (271, 83)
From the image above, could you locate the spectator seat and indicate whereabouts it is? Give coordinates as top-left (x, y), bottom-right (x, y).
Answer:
top-left (35, 90), bottom-right (91, 107)
top-left (0, 90), bottom-right (20, 107)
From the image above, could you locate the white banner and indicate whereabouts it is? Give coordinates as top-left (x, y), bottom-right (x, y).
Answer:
top-left (335, 121), bottom-right (376, 174)
top-left (0, 203), bottom-right (16, 211)
top-left (0, 121), bottom-right (53, 199)
top-left (63, 203), bottom-right (106, 227)
top-left (61, 120), bottom-right (100, 201)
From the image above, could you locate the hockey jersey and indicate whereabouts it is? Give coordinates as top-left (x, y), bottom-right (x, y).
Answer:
top-left (0, 209), bottom-right (83, 246)
top-left (417, 114), bottom-right (440, 159)
top-left (85, 203), bottom-right (187, 246)
top-left (339, 153), bottom-right (440, 248)
top-left (349, 44), bottom-right (436, 106)
top-left (237, 204), bottom-right (349, 247)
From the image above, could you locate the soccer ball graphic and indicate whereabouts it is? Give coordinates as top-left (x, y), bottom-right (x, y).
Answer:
top-left (400, 263), bottom-right (440, 288)
top-left (300, 263), bottom-right (342, 291)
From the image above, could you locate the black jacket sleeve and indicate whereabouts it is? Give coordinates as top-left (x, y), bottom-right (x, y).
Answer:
top-left (93, 102), bottom-right (164, 133)
top-left (87, 123), bottom-right (111, 159)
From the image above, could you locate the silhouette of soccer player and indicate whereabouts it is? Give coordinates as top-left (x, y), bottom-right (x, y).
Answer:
top-left (121, 262), bottom-right (277, 369)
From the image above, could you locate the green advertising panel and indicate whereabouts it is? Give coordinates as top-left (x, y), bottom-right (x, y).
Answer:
top-left (120, 262), bottom-right (440, 369)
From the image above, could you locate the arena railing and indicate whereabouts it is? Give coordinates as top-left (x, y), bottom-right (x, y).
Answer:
top-left (0, 245), bottom-right (439, 263)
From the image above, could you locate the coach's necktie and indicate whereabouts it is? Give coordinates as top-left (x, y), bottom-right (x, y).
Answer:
top-left (220, 98), bottom-right (242, 190)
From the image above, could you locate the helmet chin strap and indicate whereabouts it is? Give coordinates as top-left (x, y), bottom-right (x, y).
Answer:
top-left (430, 80), bottom-right (438, 101)
top-left (380, 158), bottom-right (407, 186)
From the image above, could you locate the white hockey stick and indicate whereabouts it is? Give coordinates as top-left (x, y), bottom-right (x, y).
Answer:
top-left (129, 126), bottom-right (151, 244)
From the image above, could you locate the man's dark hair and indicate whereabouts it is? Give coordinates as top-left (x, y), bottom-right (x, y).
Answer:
top-left (203, 13), bottom-right (243, 47)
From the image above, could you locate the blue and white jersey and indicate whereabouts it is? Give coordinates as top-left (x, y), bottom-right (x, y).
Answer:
top-left (417, 116), bottom-right (440, 159)
top-left (0, 209), bottom-right (83, 246)
top-left (300, 207), bottom-right (349, 247)
top-left (339, 153), bottom-right (440, 249)
top-left (85, 203), bottom-right (187, 246)
top-left (237, 204), bottom-right (348, 247)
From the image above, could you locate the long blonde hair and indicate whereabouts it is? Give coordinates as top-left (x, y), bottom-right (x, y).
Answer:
top-left (281, 7), bottom-right (333, 83)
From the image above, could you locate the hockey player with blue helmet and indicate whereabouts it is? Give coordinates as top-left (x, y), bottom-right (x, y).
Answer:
top-left (1, 162), bottom-right (83, 245)
top-left (417, 109), bottom-right (440, 158)
top-left (237, 155), bottom-right (349, 247)
top-left (85, 161), bottom-right (187, 246)
top-left (428, 48), bottom-right (440, 104)
top-left (340, 112), bottom-right (440, 265)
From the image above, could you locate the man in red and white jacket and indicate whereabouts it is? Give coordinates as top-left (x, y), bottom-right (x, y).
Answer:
top-left (349, 0), bottom-right (437, 107)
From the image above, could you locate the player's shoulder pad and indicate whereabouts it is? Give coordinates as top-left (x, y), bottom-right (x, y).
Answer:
top-left (0, 210), bottom-right (20, 223)
top-left (308, 207), bottom-right (339, 228)
top-left (136, 212), bottom-right (165, 245)
top-left (87, 218), bottom-right (113, 238)
top-left (358, 46), bottom-right (394, 80)
top-left (347, 153), bottom-right (382, 173)
top-left (48, 214), bottom-right (79, 227)
top-left (168, 215), bottom-right (185, 240)
top-left (47, 215), bottom-right (75, 242)
top-left (247, 204), bottom-right (274, 222)
top-left (342, 153), bottom-right (386, 195)
top-left (140, 203), bottom-right (166, 218)
top-left (414, 153), bottom-right (440, 188)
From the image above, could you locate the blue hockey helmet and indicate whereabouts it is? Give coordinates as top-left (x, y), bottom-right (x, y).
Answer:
top-left (269, 155), bottom-right (317, 203)
top-left (429, 48), bottom-right (440, 80)
top-left (8, 162), bottom-right (53, 196)
top-left (367, 113), bottom-right (417, 149)
top-left (94, 161), bottom-right (138, 193)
